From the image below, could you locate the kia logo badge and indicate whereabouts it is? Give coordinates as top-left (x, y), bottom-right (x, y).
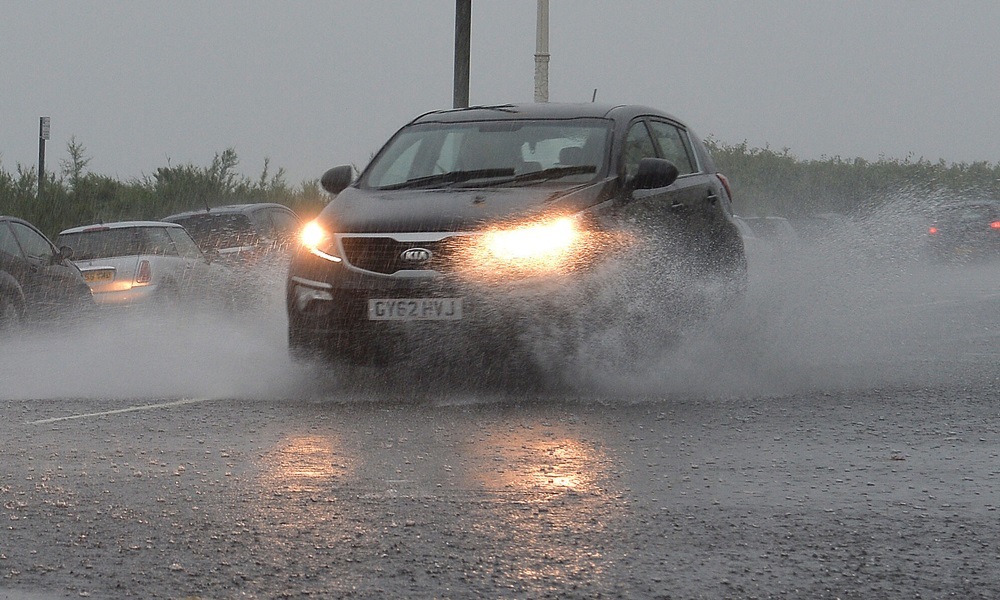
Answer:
top-left (401, 247), bottom-right (432, 264)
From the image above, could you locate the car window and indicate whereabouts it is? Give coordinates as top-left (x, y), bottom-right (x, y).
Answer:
top-left (10, 222), bottom-right (55, 262)
top-left (0, 221), bottom-right (23, 259)
top-left (623, 121), bottom-right (657, 180)
top-left (647, 121), bottom-right (696, 175)
top-left (142, 227), bottom-right (179, 256)
top-left (250, 210), bottom-right (275, 238)
top-left (164, 227), bottom-right (204, 259)
top-left (268, 209), bottom-right (300, 239)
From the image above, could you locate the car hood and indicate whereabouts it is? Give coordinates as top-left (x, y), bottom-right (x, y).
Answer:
top-left (317, 179), bottom-right (617, 233)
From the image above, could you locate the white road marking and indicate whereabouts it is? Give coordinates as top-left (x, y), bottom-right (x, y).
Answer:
top-left (27, 397), bottom-right (213, 425)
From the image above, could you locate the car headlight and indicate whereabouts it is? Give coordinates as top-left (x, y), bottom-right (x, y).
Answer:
top-left (300, 220), bottom-right (342, 263)
top-left (482, 217), bottom-right (579, 261)
top-left (462, 216), bottom-right (590, 279)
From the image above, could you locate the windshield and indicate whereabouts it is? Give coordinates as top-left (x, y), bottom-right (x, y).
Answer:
top-left (361, 118), bottom-right (611, 190)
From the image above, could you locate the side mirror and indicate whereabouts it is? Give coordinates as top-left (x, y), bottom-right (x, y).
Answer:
top-left (321, 165), bottom-right (354, 195)
top-left (54, 245), bottom-right (74, 263)
top-left (632, 158), bottom-right (679, 191)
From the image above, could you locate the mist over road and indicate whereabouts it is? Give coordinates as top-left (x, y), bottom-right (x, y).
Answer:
top-left (2, 212), bottom-right (999, 598)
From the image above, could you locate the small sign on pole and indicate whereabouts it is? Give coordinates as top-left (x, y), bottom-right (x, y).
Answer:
top-left (38, 117), bottom-right (49, 200)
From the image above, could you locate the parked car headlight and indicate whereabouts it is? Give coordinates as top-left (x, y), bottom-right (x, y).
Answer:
top-left (300, 220), bottom-right (341, 263)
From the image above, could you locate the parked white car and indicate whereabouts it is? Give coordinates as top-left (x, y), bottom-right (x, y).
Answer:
top-left (56, 221), bottom-right (237, 309)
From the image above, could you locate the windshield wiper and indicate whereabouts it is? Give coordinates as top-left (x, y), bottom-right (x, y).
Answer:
top-left (486, 165), bottom-right (598, 187)
top-left (378, 168), bottom-right (515, 190)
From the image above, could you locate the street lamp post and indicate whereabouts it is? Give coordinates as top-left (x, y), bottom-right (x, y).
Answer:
top-left (534, 0), bottom-right (549, 103)
top-left (453, 0), bottom-right (471, 109)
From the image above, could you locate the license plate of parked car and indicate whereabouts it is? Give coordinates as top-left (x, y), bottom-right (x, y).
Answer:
top-left (82, 269), bottom-right (114, 282)
top-left (368, 298), bottom-right (463, 321)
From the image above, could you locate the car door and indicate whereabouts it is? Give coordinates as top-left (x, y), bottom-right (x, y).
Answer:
top-left (619, 120), bottom-right (708, 242)
top-left (164, 226), bottom-right (215, 298)
top-left (8, 220), bottom-right (85, 318)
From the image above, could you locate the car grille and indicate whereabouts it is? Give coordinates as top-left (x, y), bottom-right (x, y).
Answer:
top-left (340, 236), bottom-right (465, 275)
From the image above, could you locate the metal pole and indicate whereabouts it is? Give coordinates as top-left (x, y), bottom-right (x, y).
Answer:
top-left (534, 0), bottom-right (549, 103)
top-left (38, 117), bottom-right (49, 200)
top-left (453, 0), bottom-right (471, 109)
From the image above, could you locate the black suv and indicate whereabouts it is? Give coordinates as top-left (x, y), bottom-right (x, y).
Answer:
top-left (163, 203), bottom-right (302, 269)
top-left (287, 103), bottom-right (747, 371)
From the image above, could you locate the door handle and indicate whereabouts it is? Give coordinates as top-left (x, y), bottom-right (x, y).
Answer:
top-left (706, 192), bottom-right (719, 205)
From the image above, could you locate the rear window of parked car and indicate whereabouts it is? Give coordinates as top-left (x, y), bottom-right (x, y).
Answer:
top-left (58, 227), bottom-right (177, 260)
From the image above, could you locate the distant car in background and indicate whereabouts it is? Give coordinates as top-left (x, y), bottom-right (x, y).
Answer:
top-left (161, 203), bottom-right (302, 270)
top-left (732, 215), bottom-right (765, 259)
top-left (925, 200), bottom-right (1000, 262)
top-left (741, 216), bottom-right (799, 247)
top-left (56, 221), bottom-right (237, 310)
top-left (1, 216), bottom-right (94, 330)
top-left (791, 212), bottom-right (848, 242)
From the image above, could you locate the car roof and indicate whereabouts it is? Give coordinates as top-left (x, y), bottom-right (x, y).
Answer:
top-left (408, 102), bottom-right (684, 126)
top-left (59, 221), bottom-right (185, 235)
top-left (162, 203), bottom-right (294, 220)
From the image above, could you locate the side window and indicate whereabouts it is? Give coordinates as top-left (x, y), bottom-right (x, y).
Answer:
top-left (142, 227), bottom-right (179, 256)
top-left (269, 209), bottom-right (300, 239)
top-left (0, 222), bottom-right (23, 258)
top-left (648, 121), bottom-right (696, 175)
top-left (623, 121), bottom-right (657, 180)
top-left (251, 210), bottom-right (275, 238)
top-left (165, 227), bottom-right (204, 259)
top-left (10, 222), bottom-right (55, 262)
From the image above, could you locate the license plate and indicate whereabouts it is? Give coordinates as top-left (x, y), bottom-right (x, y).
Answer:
top-left (368, 298), bottom-right (463, 321)
top-left (83, 269), bottom-right (114, 282)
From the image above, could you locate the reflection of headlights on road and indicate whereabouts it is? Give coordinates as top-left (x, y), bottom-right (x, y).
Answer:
top-left (300, 220), bottom-right (341, 263)
top-left (480, 217), bottom-right (580, 268)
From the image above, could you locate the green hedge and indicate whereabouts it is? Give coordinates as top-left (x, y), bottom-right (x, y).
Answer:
top-left (3, 139), bottom-right (998, 238)
top-left (707, 139), bottom-right (1000, 218)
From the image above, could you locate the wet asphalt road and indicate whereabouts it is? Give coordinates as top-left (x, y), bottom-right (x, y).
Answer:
top-left (2, 248), bottom-right (1000, 598)
top-left (3, 378), bottom-right (1000, 598)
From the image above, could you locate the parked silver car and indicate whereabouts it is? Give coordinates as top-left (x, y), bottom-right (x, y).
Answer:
top-left (56, 221), bottom-right (237, 309)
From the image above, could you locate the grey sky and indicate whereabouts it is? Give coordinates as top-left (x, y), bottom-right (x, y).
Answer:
top-left (2, 1), bottom-right (998, 188)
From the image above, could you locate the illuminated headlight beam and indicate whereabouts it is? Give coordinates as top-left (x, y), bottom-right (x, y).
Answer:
top-left (300, 220), bottom-right (342, 263)
top-left (483, 217), bottom-right (578, 261)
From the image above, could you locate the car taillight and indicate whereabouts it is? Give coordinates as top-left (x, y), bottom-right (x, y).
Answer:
top-left (135, 260), bottom-right (152, 284)
top-left (991, 221), bottom-right (1000, 230)
top-left (716, 173), bottom-right (734, 203)
top-left (928, 226), bottom-right (939, 235)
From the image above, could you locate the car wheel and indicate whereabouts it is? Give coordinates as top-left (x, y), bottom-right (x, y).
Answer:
top-left (287, 311), bottom-right (331, 362)
top-left (0, 293), bottom-right (24, 333)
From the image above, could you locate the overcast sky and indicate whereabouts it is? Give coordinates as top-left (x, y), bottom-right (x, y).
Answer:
top-left (2, 1), bottom-right (998, 188)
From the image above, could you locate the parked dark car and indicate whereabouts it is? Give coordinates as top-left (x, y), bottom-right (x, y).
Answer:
top-left (925, 200), bottom-right (1000, 262)
top-left (286, 103), bottom-right (747, 372)
top-left (162, 203), bottom-right (302, 270)
top-left (0, 216), bottom-right (94, 330)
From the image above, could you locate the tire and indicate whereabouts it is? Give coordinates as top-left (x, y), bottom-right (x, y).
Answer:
top-left (0, 293), bottom-right (24, 334)
top-left (287, 310), bottom-right (331, 363)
